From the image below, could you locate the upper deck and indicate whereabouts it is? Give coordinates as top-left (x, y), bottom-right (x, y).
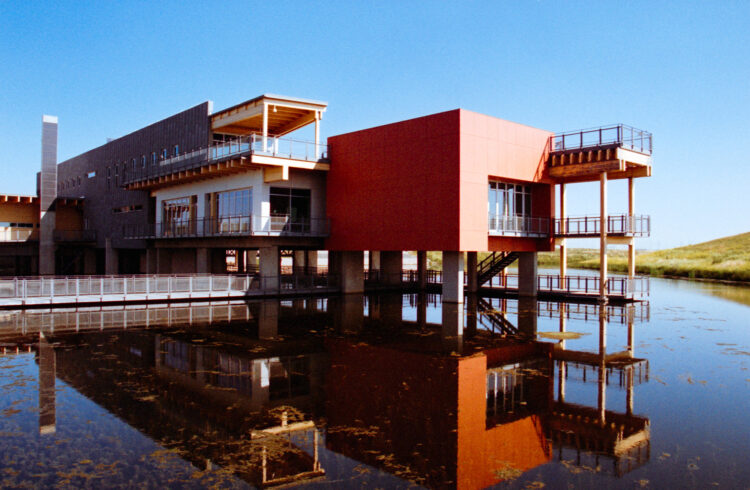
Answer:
top-left (548, 124), bottom-right (652, 183)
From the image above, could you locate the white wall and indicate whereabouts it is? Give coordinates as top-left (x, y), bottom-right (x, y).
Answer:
top-left (153, 168), bottom-right (327, 222)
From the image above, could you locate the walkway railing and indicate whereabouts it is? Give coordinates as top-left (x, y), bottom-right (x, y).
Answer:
top-left (0, 273), bottom-right (338, 306)
top-left (555, 215), bottom-right (650, 237)
top-left (488, 216), bottom-right (549, 237)
top-left (123, 215), bottom-right (330, 239)
top-left (485, 274), bottom-right (649, 298)
top-left (122, 133), bottom-right (328, 185)
top-left (551, 124), bottom-right (652, 155)
top-left (0, 228), bottom-right (37, 242)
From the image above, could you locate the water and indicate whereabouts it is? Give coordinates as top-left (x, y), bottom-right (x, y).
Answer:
top-left (0, 275), bottom-right (749, 488)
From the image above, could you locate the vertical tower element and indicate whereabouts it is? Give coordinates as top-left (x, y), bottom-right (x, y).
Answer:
top-left (39, 115), bottom-right (58, 275)
top-left (38, 333), bottom-right (57, 435)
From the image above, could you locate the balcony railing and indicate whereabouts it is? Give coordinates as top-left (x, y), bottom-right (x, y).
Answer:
top-left (123, 215), bottom-right (329, 239)
top-left (486, 274), bottom-right (649, 298)
top-left (488, 215), bottom-right (549, 237)
top-left (123, 133), bottom-right (328, 185)
top-left (53, 229), bottom-right (97, 242)
top-left (0, 228), bottom-right (37, 242)
top-left (555, 215), bottom-right (650, 237)
top-left (551, 124), bottom-right (652, 155)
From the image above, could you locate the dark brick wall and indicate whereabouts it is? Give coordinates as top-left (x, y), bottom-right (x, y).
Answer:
top-left (55, 102), bottom-right (211, 249)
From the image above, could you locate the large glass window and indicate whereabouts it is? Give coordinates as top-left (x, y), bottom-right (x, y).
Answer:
top-left (162, 196), bottom-right (196, 236)
top-left (270, 187), bottom-right (311, 233)
top-left (213, 188), bottom-right (252, 234)
top-left (488, 181), bottom-right (533, 234)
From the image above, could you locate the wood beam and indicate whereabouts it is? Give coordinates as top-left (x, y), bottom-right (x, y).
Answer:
top-left (549, 160), bottom-right (623, 179)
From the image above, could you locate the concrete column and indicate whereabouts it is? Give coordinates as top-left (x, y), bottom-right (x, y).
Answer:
top-left (442, 251), bottom-right (464, 303)
top-left (517, 251), bottom-right (538, 297)
top-left (258, 300), bottom-right (279, 339)
top-left (600, 172), bottom-right (608, 302)
top-left (330, 251), bottom-right (364, 294)
top-left (237, 248), bottom-right (246, 273)
top-left (368, 251), bottom-right (380, 272)
top-left (211, 249), bottom-right (226, 273)
top-left (306, 250), bottom-right (318, 274)
top-left (417, 251), bottom-right (427, 290)
top-left (293, 250), bottom-right (306, 275)
top-left (196, 248), bottom-right (209, 274)
top-left (38, 333), bottom-right (56, 435)
top-left (84, 248), bottom-right (97, 275)
top-left (156, 248), bottom-right (171, 274)
top-left (380, 251), bottom-right (402, 286)
top-left (105, 238), bottom-right (118, 275)
top-left (260, 246), bottom-right (280, 290)
top-left (39, 115), bottom-right (57, 276)
top-left (247, 249), bottom-right (259, 272)
top-left (466, 252), bottom-right (478, 293)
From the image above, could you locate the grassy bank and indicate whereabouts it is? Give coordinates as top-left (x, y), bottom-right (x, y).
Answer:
top-left (539, 232), bottom-right (750, 282)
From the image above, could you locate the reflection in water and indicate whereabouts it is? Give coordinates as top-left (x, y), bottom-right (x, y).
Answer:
top-left (0, 294), bottom-right (654, 488)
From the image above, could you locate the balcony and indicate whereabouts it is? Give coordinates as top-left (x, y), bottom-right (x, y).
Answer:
top-left (488, 215), bottom-right (549, 237)
top-left (0, 227), bottom-right (37, 242)
top-left (123, 215), bottom-right (330, 239)
top-left (123, 134), bottom-right (329, 189)
top-left (53, 229), bottom-right (97, 242)
top-left (555, 215), bottom-right (650, 238)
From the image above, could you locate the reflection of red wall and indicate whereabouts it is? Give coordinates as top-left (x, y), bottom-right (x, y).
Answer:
top-left (325, 339), bottom-right (552, 489)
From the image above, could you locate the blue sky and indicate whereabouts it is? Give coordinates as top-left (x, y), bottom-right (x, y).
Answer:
top-left (1, 1), bottom-right (748, 249)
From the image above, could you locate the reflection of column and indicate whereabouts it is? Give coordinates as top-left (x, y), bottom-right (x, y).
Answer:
top-left (517, 296), bottom-right (538, 338)
top-left (331, 295), bottom-right (364, 334)
top-left (251, 359), bottom-right (271, 410)
top-left (380, 293), bottom-right (402, 326)
top-left (441, 301), bottom-right (463, 353)
top-left (417, 292), bottom-right (427, 329)
top-left (626, 365), bottom-right (634, 417)
top-left (558, 303), bottom-right (567, 402)
top-left (38, 333), bottom-right (56, 435)
top-left (627, 319), bottom-right (635, 357)
top-left (465, 293), bottom-right (477, 336)
top-left (259, 300), bottom-right (279, 339)
top-left (194, 346), bottom-right (205, 384)
top-left (597, 312), bottom-right (607, 424)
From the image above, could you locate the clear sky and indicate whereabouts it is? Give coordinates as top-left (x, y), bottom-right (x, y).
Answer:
top-left (1, 1), bottom-right (748, 249)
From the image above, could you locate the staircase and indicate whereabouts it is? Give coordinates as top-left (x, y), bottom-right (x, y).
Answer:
top-left (477, 298), bottom-right (518, 335)
top-left (477, 251), bottom-right (519, 286)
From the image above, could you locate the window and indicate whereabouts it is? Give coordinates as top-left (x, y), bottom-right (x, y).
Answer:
top-left (162, 148), bottom-right (168, 159)
top-left (141, 155), bottom-right (146, 168)
top-left (270, 187), bottom-right (311, 233)
top-left (87, 171), bottom-right (96, 178)
top-left (152, 152), bottom-right (157, 166)
top-left (162, 196), bottom-right (196, 236)
top-left (488, 181), bottom-right (534, 235)
top-left (212, 188), bottom-right (252, 234)
top-left (174, 144), bottom-right (179, 156)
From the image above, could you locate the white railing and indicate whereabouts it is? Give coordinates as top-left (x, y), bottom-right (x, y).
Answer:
top-left (123, 215), bottom-right (330, 239)
top-left (488, 215), bottom-right (549, 237)
top-left (0, 228), bottom-right (36, 242)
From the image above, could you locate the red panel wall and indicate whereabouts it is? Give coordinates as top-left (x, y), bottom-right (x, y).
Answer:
top-left (326, 109), bottom-right (555, 252)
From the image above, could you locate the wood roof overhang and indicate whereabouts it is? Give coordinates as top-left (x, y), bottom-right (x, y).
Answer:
top-left (211, 94), bottom-right (327, 137)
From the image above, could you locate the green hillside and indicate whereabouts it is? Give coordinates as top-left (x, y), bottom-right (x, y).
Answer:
top-left (538, 232), bottom-right (750, 282)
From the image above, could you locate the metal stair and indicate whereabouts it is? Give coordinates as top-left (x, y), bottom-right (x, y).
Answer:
top-left (477, 298), bottom-right (518, 335)
top-left (477, 251), bottom-right (519, 286)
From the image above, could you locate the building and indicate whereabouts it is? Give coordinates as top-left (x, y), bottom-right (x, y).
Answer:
top-left (1, 94), bottom-right (652, 302)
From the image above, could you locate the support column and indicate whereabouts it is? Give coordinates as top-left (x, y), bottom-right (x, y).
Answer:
top-left (330, 251), bottom-right (364, 294)
top-left (293, 250), bottom-right (306, 275)
top-left (306, 250), bottom-right (318, 274)
top-left (84, 248), bottom-right (97, 275)
top-left (237, 248), bottom-right (246, 273)
top-left (380, 251), bottom-right (402, 286)
top-left (260, 246), bottom-right (280, 290)
top-left (247, 249), bottom-right (259, 273)
top-left (157, 248), bottom-right (171, 274)
top-left (196, 248), bottom-right (209, 274)
top-left (466, 252), bottom-right (478, 293)
top-left (628, 177), bottom-right (636, 279)
top-left (105, 238), bottom-right (118, 275)
top-left (442, 251), bottom-right (464, 303)
top-left (559, 183), bottom-right (567, 280)
top-left (518, 251), bottom-right (538, 297)
top-left (417, 251), bottom-right (427, 290)
top-left (599, 172), bottom-right (608, 302)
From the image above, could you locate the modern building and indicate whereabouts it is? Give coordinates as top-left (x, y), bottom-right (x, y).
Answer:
top-left (1, 94), bottom-right (652, 302)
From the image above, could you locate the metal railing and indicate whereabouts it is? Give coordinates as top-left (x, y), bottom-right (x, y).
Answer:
top-left (551, 124), bottom-right (652, 155)
top-left (489, 274), bottom-right (650, 298)
top-left (122, 133), bottom-right (328, 185)
top-left (488, 216), bottom-right (550, 237)
top-left (123, 215), bottom-right (330, 239)
top-left (0, 228), bottom-right (37, 242)
top-left (555, 215), bottom-right (650, 237)
top-left (53, 229), bottom-right (97, 242)
top-left (0, 273), bottom-right (339, 302)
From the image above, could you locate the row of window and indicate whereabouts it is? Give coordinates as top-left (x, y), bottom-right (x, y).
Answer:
top-left (113, 204), bottom-right (143, 214)
top-left (0, 222), bottom-right (36, 228)
top-left (488, 181), bottom-right (532, 218)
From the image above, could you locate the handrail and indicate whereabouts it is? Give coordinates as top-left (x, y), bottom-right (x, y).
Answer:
top-left (123, 215), bottom-right (330, 239)
top-left (551, 124), bottom-right (652, 155)
top-left (555, 215), bottom-right (650, 237)
top-left (122, 133), bottom-right (328, 185)
top-left (488, 215), bottom-right (550, 237)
